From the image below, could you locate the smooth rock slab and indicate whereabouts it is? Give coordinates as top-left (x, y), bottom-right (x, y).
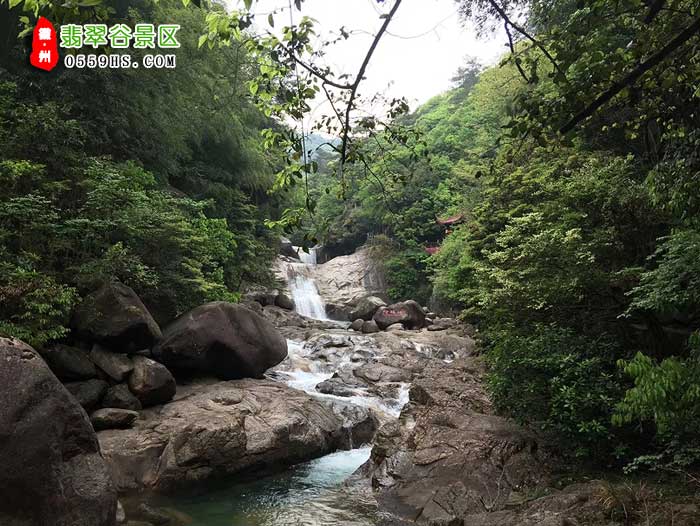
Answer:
top-left (98, 378), bottom-right (374, 492)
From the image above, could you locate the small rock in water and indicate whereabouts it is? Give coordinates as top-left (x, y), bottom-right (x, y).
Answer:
top-left (136, 503), bottom-right (173, 525)
top-left (91, 408), bottom-right (139, 430)
top-left (385, 323), bottom-right (404, 332)
top-left (317, 378), bottom-right (356, 397)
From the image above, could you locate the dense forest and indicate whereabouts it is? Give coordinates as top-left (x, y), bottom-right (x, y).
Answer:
top-left (0, 0), bottom-right (288, 345)
top-left (2, 0), bottom-right (700, 487)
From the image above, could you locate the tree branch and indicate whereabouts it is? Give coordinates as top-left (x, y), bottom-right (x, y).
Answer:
top-left (339, 0), bottom-right (404, 173)
top-left (560, 15), bottom-right (700, 134)
top-left (487, 0), bottom-right (566, 79)
top-left (504, 21), bottom-right (530, 83)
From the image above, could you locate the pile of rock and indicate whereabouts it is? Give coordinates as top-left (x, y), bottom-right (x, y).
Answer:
top-left (349, 296), bottom-right (452, 334)
top-left (33, 282), bottom-right (292, 435)
top-left (243, 287), bottom-right (295, 311)
top-left (37, 282), bottom-right (175, 432)
top-left (1, 279), bottom-right (297, 525)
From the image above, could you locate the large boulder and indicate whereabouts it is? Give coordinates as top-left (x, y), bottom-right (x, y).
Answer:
top-left (39, 344), bottom-right (97, 381)
top-left (275, 292), bottom-right (295, 311)
top-left (0, 338), bottom-right (117, 526)
top-left (361, 320), bottom-right (381, 334)
top-left (350, 319), bottom-right (365, 332)
top-left (153, 302), bottom-right (288, 380)
top-left (367, 356), bottom-right (552, 524)
top-left (98, 379), bottom-right (375, 491)
top-left (349, 295), bottom-right (387, 321)
top-left (373, 300), bottom-right (426, 330)
top-left (128, 356), bottom-right (176, 407)
top-left (72, 281), bottom-right (162, 352)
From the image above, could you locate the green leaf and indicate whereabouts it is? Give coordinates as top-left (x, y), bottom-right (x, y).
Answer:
top-left (268, 13), bottom-right (274, 27)
top-left (9, 0), bottom-right (23, 9)
top-left (198, 34), bottom-right (207, 48)
top-left (78, 0), bottom-right (103, 6)
top-left (244, 0), bottom-right (252, 10)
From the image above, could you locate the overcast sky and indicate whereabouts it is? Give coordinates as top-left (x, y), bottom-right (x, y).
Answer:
top-left (243, 0), bottom-right (507, 127)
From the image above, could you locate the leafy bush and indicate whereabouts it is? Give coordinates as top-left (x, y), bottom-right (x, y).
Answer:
top-left (385, 248), bottom-right (432, 304)
top-left (0, 264), bottom-right (77, 348)
top-left (614, 333), bottom-right (700, 471)
top-left (487, 324), bottom-right (625, 458)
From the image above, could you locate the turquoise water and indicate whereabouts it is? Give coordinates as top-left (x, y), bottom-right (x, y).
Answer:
top-left (153, 447), bottom-right (380, 526)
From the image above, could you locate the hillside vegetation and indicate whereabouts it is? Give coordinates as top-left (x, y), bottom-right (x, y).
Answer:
top-left (311, 1), bottom-right (700, 474)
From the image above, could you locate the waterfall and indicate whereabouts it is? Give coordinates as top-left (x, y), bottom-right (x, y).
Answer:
top-left (297, 245), bottom-right (319, 265)
top-left (286, 246), bottom-right (328, 320)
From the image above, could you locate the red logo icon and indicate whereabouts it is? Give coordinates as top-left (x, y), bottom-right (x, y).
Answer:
top-left (30, 17), bottom-right (59, 71)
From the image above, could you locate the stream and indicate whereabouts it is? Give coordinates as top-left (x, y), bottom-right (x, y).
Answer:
top-left (152, 249), bottom-right (401, 525)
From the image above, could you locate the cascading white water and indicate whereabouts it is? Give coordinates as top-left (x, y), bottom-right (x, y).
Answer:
top-left (279, 340), bottom-right (411, 418)
top-left (286, 246), bottom-right (328, 320)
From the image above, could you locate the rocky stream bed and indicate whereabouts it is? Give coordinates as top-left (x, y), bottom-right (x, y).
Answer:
top-left (1, 247), bottom-right (698, 526)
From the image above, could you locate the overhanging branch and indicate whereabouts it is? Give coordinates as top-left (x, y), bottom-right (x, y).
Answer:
top-left (559, 15), bottom-right (700, 134)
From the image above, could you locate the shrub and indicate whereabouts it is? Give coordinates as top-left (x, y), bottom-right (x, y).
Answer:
top-left (487, 323), bottom-right (625, 458)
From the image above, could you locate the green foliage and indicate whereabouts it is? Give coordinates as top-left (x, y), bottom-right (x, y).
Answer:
top-left (0, 0), bottom-right (288, 345)
top-left (614, 334), bottom-right (700, 471)
top-left (384, 248), bottom-right (431, 304)
top-left (0, 263), bottom-right (77, 348)
top-left (487, 324), bottom-right (623, 458)
top-left (627, 229), bottom-right (700, 316)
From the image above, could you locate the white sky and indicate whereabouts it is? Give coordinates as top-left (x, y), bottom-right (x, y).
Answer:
top-left (238, 0), bottom-right (507, 127)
